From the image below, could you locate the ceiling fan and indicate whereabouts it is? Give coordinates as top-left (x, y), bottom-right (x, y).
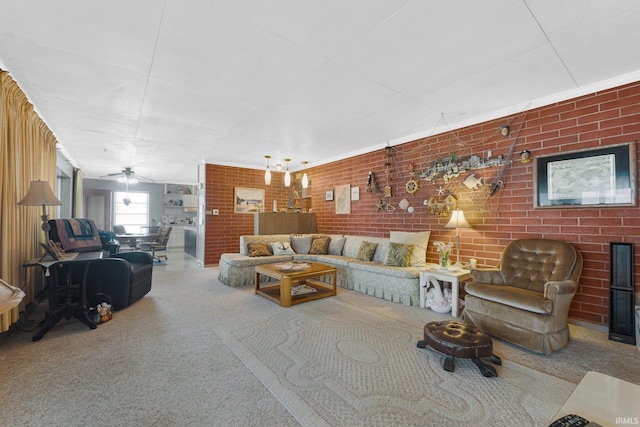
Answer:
top-left (100, 167), bottom-right (154, 184)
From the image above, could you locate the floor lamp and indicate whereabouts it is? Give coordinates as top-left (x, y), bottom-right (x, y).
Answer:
top-left (445, 209), bottom-right (471, 269)
top-left (18, 180), bottom-right (63, 250)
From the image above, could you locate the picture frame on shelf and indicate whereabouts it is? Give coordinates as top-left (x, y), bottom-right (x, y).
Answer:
top-left (234, 187), bottom-right (265, 214)
top-left (534, 141), bottom-right (636, 208)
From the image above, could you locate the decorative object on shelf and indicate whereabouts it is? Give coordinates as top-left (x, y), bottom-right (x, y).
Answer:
top-left (18, 180), bottom-right (63, 250)
top-left (234, 187), bottom-right (265, 214)
top-left (434, 241), bottom-right (453, 269)
top-left (424, 194), bottom-right (457, 216)
top-left (335, 184), bottom-right (351, 215)
top-left (264, 155), bottom-right (272, 185)
top-left (420, 153), bottom-right (511, 184)
top-left (534, 141), bottom-right (637, 208)
top-left (301, 161), bottom-right (309, 189)
top-left (288, 189), bottom-right (301, 211)
top-left (445, 209), bottom-right (471, 269)
top-left (283, 158), bottom-right (291, 187)
top-left (520, 150), bottom-right (531, 163)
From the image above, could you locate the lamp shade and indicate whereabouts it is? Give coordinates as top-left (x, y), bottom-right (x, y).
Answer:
top-left (445, 209), bottom-right (470, 229)
top-left (18, 181), bottom-right (62, 206)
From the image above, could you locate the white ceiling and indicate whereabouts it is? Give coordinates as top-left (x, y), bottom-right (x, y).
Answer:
top-left (2, 1), bottom-right (640, 184)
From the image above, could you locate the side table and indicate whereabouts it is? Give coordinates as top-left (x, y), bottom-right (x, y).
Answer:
top-left (24, 251), bottom-right (103, 341)
top-left (420, 265), bottom-right (471, 318)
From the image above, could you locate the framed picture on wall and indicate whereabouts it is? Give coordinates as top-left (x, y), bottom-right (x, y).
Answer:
top-left (534, 141), bottom-right (637, 208)
top-left (335, 184), bottom-right (351, 214)
top-left (234, 187), bottom-right (265, 214)
top-left (325, 190), bottom-right (334, 201)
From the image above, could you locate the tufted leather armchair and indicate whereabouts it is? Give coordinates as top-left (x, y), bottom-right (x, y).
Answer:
top-left (463, 239), bottom-right (582, 354)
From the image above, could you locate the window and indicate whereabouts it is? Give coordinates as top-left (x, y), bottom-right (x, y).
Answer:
top-left (114, 191), bottom-right (149, 233)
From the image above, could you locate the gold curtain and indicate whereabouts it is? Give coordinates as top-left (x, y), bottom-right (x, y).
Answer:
top-left (0, 71), bottom-right (58, 306)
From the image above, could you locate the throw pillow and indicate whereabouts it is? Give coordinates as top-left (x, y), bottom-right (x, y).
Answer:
top-left (384, 242), bottom-right (414, 267)
top-left (270, 241), bottom-right (295, 256)
top-left (290, 235), bottom-right (313, 254)
top-left (328, 235), bottom-right (346, 255)
top-left (389, 230), bottom-right (431, 266)
top-left (309, 236), bottom-right (330, 255)
top-left (248, 242), bottom-right (272, 257)
top-left (356, 241), bottom-right (378, 261)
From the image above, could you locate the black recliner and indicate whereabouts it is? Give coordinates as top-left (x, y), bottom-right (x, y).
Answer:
top-left (86, 251), bottom-right (153, 310)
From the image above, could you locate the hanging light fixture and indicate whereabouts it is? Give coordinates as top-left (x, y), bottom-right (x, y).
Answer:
top-left (301, 161), bottom-right (309, 189)
top-left (284, 158), bottom-right (291, 187)
top-left (264, 155), bottom-right (272, 185)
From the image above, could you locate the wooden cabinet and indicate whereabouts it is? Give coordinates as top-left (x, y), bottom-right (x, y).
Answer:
top-left (254, 213), bottom-right (317, 235)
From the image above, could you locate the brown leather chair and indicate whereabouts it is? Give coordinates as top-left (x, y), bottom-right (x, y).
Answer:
top-left (463, 239), bottom-right (583, 354)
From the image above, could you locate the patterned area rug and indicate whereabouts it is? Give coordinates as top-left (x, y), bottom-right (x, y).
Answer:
top-left (216, 298), bottom-right (574, 427)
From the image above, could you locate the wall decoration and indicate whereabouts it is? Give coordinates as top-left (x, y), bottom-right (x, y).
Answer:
top-left (234, 187), bottom-right (265, 214)
top-left (534, 142), bottom-right (636, 208)
top-left (335, 184), bottom-right (351, 214)
top-left (423, 194), bottom-right (457, 216)
top-left (351, 186), bottom-right (360, 201)
top-left (325, 190), bottom-right (334, 201)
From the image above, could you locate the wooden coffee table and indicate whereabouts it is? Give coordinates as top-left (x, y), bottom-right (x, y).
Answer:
top-left (255, 261), bottom-right (337, 307)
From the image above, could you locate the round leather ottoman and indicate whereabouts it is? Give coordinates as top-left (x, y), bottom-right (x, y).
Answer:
top-left (417, 320), bottom-right (502, 377)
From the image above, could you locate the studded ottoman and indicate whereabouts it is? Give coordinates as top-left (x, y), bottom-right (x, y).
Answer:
top-left (417, 320), bottom-right (502, 377)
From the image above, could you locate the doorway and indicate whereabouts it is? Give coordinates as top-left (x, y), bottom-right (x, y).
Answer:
top-left (84, 189), bottom-right (111, 230)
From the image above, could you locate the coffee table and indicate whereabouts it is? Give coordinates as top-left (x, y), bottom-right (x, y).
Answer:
top-left (255, 261), bottom-right (337, 307)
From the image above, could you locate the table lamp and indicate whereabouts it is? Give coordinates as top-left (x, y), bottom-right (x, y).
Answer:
top-left (18, 180), bottom-right (63, 248)
top-left (445, 209), bottom-right (471, 268)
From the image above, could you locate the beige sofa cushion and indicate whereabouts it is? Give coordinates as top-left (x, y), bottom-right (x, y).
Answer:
top-left (389, 230), bottom-right (430, 266)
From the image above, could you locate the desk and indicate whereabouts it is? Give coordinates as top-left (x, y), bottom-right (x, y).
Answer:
top-left (24, 251), bottom-right (103, 341)
top-left (420, 265), bottom-right (472, 318)
top-left (551, 371), bottom-right (640, 426)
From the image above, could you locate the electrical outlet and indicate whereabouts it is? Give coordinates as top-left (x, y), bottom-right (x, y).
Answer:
top-left (212, 209), bottom-right (219, 215)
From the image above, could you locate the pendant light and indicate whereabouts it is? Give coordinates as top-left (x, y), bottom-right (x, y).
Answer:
top-left (264, 155), bottom-right (272, 185)
top-left (284, 158), bottom-right (291, 187)
top-left (301, 161), bottom-right (309, 189)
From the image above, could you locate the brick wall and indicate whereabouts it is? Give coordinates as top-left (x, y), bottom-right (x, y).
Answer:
top-left (204, 81), bottom-right (640, 326)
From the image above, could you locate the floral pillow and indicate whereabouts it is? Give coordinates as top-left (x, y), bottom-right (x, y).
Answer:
top-left (248, 242), bottom-right (273, 257)
top-left (309, 236), bottom-right (330, 255)
top-left (270, 241), bottom-right (295, 255)
top-left (384, 242), bottom-right (414, 267)
top-left (356, 241), bottom-right (378, 261)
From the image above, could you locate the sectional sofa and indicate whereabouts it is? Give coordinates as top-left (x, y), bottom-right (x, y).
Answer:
top-left (218, 232), bottom-right (431, 306)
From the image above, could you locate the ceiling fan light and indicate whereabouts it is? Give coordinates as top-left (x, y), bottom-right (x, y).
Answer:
top-left (117, 176), bottom-right (127, 183)
top-left (128, 177), bottom-right (138, 184)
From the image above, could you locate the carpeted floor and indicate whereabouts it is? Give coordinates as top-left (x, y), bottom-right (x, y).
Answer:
top-left (1, 267), bottom-right (638, 426)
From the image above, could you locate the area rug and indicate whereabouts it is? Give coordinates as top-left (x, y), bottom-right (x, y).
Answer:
top-left (216, 298), bottom-right (574, 427)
